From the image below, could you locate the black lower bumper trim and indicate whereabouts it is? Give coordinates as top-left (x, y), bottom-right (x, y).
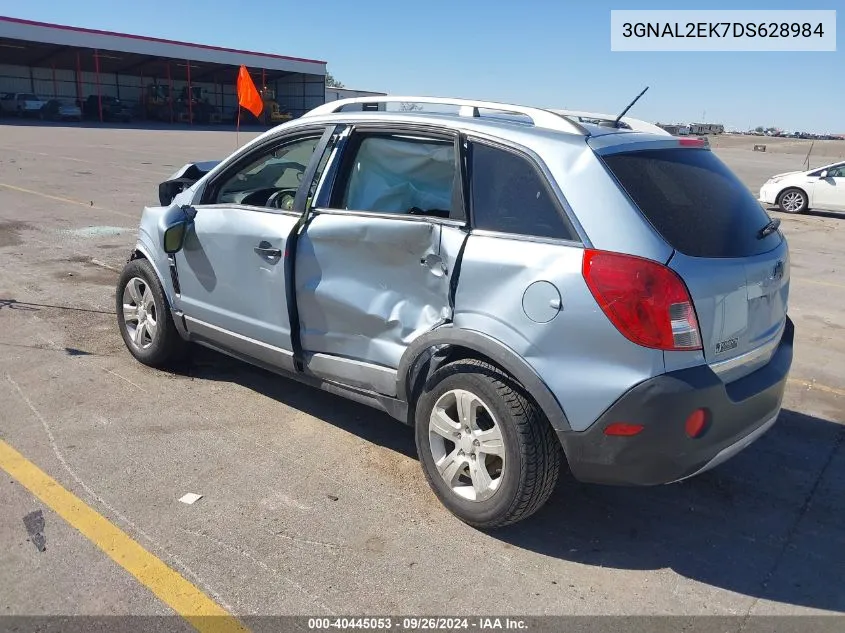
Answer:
top-left (558, 317), bottom-right (794, 486)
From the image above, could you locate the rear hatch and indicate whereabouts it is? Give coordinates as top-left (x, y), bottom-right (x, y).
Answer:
top-left (599, 145), bottom-right (789, 383)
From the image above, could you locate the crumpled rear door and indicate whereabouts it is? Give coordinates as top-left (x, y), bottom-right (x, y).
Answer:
top-left (293, 127), bottom-right (468, 396)
top-left (295, 214), bottom-right (453, 394)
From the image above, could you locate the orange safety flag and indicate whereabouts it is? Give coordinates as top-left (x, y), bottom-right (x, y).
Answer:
top-left (237, 65), bottom-right (263, 118)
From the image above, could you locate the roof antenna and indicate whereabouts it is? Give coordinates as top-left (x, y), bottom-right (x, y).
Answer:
top-left (613, 86), bottom-right (649, 128)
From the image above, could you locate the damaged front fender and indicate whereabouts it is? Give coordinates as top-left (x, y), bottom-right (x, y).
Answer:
top-left (158, 161), bottom-right (220, 206)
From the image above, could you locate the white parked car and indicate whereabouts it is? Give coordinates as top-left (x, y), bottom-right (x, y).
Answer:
top-left (759, 161), bottom-right (845, 213)
top-left (0, 92), bottom-right (47, 117)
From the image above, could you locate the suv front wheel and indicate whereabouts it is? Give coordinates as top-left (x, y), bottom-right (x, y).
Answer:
top-left (116, 258), bottom-right (186, 367)
top-left (415, 359), bottom-right (561, 528)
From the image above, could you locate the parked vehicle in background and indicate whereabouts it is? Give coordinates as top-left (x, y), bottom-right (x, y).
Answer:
top-left (40, 98), bottom-right (82, 122)
top-left (760, 161), bottom-right (845, 213)
top-left (175, 86), bottom-right (222, 125)
top-left (116, 96), bottom-right (793, 528)
top-left (0, 92), bottom-right (47, 117)
top-left (83, 95), bottom-right (132, 122)
top-left (656, 123), bottom-right (690, 136)
top-left (689, 123), bottom-right (724, 135)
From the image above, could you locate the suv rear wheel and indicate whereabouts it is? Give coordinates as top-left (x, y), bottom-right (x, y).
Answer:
top-left (415, 359), bottom-right (561, 528)
top-left (116, 258), bottom-right (186, 367)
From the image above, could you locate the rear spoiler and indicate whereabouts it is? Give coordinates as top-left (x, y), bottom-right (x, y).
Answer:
top-left (550, 109), bottom-right (671, 136)
top-left (158, 160), bottom-right (220, 206)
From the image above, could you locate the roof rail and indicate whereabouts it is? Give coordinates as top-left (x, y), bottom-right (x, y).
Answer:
top-left (303, 96), bottom-right (590, 135)
top-left (550, 109), bottom-right (671, 136)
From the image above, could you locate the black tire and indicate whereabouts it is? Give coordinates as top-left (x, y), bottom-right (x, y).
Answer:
top-left (778, 187), bottom-right (808, 214)
top-left (115, 258), bottom-right (187, 367)
top-left (415, 359), bottom-right (561, 529)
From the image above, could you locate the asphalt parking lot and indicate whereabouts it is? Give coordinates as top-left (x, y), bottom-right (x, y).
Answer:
top-left (0, 122), bottom-right (843, 623)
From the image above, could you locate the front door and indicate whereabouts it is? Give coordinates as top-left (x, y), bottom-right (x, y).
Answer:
top-left (295, 128), bottom-right (468, 395)
top-left (811, 163), bottom-right (845, 211)
top-left (176, 131), bottom-right (328, 371)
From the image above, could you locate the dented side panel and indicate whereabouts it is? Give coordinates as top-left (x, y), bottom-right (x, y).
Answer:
top-left (453, 235), bottom-right (665, 432)
top-left (296, 213), bottom-right (453, 371)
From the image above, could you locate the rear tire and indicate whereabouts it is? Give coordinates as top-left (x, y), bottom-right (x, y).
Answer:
top-left (778, 187), bottom-right (808, 214)
top-left (116, 258), bottom-right (187, 368)
top-left (415, 359), bottom-right (561, 528)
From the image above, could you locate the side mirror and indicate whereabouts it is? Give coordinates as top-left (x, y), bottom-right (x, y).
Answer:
top-left (161, 205), bottom-right (196, 254)
top-left (163, 222), bottom-right (188, 254)
top-left (819, 170), bottom-right (828, 179)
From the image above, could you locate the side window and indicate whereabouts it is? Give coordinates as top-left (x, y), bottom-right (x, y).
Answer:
top-left (336, 134), bottom-right (457, 219)
top-left (469, 142), bottom-right (575, 240)
top-left (213, 136), bottom-right (320, 209)
top-left (828, 166), bottom-right (845, 178)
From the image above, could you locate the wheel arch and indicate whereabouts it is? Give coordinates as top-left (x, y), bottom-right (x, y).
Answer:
top-left (777, 185), bottom-right (809, 206)
top-left (397, 327), bottom-right (572, 433)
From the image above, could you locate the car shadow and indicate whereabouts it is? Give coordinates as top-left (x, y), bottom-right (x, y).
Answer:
top-left (177, 347), bottom-right (845, 613)
top-left (179, 346), bottom-right (417, 459)
top-left (765, 205), bottom-right (844, 221)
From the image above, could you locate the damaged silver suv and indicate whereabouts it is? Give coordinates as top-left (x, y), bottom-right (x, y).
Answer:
top-left (116, 96), bottom-right (793, 528)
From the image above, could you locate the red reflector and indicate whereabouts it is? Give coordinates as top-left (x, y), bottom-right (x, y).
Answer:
top-left (582, 249), bottom-right (702, 351)
top-left (604, 423), bottom-right (645, 437)
top-left (685, 409), bottom-right (708, 438)
top-left (678, 137), bottom-right (705, 147)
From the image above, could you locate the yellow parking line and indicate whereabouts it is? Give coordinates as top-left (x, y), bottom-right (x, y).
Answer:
top-left (788, 378), bottom-right (845, 398)
top-left (0, 439), bottom-right (249, 633)
top-left (0, 183), bottom-right (136, 219)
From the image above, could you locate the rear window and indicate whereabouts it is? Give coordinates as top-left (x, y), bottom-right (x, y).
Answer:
top-left (601, 148), bottom-right (781, 258)
top-left (20, 94), bottom-right (37, 101)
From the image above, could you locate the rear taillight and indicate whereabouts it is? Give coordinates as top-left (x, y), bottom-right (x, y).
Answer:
top-left (582, 249), bottom-right (702, 351)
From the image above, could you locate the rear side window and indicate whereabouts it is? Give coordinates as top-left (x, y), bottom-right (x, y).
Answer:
top-left (470, 142), bottom-right (575, 240)
top-left (602, 148), bottom-right (781, 258)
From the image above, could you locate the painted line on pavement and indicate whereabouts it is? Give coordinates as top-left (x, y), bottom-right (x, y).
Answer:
top-left (0, 439), bottom-right (250, 633)
top-left (0, 182), bottom-right (136, 219)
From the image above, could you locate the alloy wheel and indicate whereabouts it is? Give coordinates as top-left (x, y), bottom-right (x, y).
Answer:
top-left (428, 389), bottom-right (506, 502)
top-left (780, 190), bottom-right (805, 213)
top-left (122, 277), bottom-right (158, 350)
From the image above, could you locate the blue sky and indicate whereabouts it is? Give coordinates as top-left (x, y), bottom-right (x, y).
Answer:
top-left (2, 0), bottom-right (842, 131)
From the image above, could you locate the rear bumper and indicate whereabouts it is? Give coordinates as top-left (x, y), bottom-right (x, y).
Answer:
top-left (559, 317), bottom-right (794, 486)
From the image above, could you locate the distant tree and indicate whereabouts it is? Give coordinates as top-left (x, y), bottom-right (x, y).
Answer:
top-left (755, 126), bottom-right (764, 133)
top-left (400, 102), bottom-right (423, 111)
top-left (325, 72), bottom-right (345, 88)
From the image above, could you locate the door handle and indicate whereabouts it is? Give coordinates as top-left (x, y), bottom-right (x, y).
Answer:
top-left (254, 241), bottom-right (282, 258)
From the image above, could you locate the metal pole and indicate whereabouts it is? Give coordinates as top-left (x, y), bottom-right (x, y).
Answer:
top-left (139, 67), bottom-right (144, 119)
top-left (75, 51), bottom-right (82, 110)
top-left (51, 64), bottom-right (57, 98)
top-left (166, 61), bottom-right (173, 123)
top-left (186, 59), bottom-right (192, 126)
top-left (94, 49), bottom-right (103, 123)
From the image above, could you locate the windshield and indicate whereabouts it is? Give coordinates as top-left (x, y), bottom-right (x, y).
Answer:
top-left (20, 94), bottom-right (38, 101)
